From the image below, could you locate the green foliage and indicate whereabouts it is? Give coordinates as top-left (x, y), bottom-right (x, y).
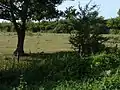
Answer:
top-left (91, 53), bottom-right (120, 76)
top-left (0, 20), bottom-right (74, 33)
top-left (0, 51), bottom-right (120, 89)
top-left (0, 18), bottom-right (107, 34)
top-left (53, 73), bottom-right (120, 90)
top-left (109, 29), bottom-right (120, 34)
top-left (53, 20), bottom-right (73, 33)
top-left (64, 6), bottom-right (77, 20)
top-left (107, 17), bottom-right (120, 30)
top-left (14, 75), bottom-right (28, 90)
top-left (0, 0), bottom-right (65, 21)
top-left (106, 8), bottom-right (120, 33)
top-left (0, 22), bottom-right (15, 32)
top-left (67, 2), bottom-right (107, 56)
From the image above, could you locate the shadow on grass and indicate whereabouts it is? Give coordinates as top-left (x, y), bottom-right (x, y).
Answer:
top-left (30, 51), bottom-right (76, 59)
top-left (0, 51), bottom-right (120, 89)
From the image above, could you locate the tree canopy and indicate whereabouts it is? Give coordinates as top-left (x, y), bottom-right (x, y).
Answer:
top-left (0, 0), bottom-right (69, 56)
top-left (0, 0), bottom-right (66, 21)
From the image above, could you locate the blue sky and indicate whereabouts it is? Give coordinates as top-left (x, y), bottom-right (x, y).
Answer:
top-left (58, 0), bottom-right (120, 19)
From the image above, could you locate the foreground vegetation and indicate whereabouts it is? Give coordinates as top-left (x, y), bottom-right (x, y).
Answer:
top-left (0, 50), bottom-right (120, 90)
top-left (0, 33), bottom-right (120, 89)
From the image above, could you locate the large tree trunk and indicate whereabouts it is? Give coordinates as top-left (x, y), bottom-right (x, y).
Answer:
top-left (14, 27), bottom-right (25, 56)
top-left (9, 0), bottom-right (28, 56)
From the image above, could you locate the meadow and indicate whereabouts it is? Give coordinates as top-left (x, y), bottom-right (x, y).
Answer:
top-left (0, 32), bottom-right (71, 54)
top-left (0, 32), bottom-right (120, 54)
top-left (0, 32), bottom-right (120, 90)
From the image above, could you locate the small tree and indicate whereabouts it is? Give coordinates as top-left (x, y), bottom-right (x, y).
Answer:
top-left (66, 1), bottom-right (107, 56)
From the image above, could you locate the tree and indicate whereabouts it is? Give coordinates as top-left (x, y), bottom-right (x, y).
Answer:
top-left (66, 1), bottom-right (107, 56)
top-left (0, 0), bottom-right (67, 56)
top-left (64, 6), bottom-right (77, 20)
top-left (107, 17), bottom-right (120, 30)
top-left (117, 9), bottom-right (120, 17)
top-left (107, 9), bottom-right (120, 30)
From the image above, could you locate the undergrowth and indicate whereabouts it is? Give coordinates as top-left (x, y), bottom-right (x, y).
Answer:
top-left (0, 51), bottom-right (120, 90)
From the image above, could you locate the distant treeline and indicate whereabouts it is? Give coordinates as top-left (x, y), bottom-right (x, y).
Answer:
top-left (0, 20), bottom-right (74, 33)
top-left (0, 19), bottom-right (114, 34)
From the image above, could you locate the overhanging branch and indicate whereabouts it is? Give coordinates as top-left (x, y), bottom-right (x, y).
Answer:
top-left (0, 2), bottom-right (10, 10)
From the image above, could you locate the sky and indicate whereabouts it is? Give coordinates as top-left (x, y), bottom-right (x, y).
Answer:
top-left (58, 0), bottom-right (120, 19)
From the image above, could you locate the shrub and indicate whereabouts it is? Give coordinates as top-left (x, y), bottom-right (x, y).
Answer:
top-left (109, 29), bottom-right (120, 34)
top-left (67, 3), bottom-right (107, 56)
top-left (91, 53), bottom-right (120, 76)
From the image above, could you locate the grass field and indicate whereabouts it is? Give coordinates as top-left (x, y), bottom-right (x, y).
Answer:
top-left (0, 32), bottom-right (71, 54)
top-left (0, 32), bottom-right (120, 55)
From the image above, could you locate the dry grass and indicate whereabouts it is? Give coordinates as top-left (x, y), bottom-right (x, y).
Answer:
top-left (102, 34), bottom-right (120, 47)
top-left (0, 32), bottom-right (71, 54)
top-left (0, 32), bottom-right (120, 55)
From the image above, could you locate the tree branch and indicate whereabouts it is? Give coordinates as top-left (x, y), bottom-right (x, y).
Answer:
top-left (0, 2), bottom-right (10, 10)
top-left (9, 0), bottom-right (19, 31)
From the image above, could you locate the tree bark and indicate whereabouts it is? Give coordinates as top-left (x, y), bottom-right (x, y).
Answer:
top-left (14, 27), bottom-right (25, 56)
top-left (9, 0), bottom-right (28, 56)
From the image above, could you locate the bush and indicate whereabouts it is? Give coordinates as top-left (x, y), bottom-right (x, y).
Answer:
top-left (91, 53), bottom-right (120, 76)
top-left (109, 29), bottom-right (120, 34)
top-left (1, 51), bottom-right (120, 89)
top-left (0, 22), bottom-right (14, 32)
